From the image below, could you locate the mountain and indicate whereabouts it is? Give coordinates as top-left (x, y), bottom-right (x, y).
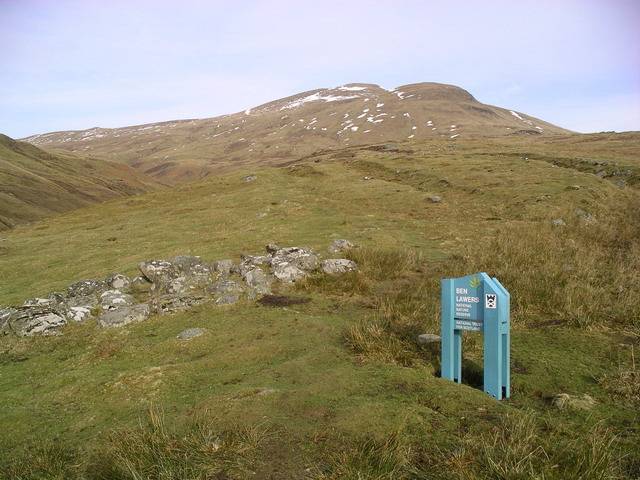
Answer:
top-left (0, 134), bottom-right (160, 229)
top-left (23, 82), bottom-right (573, 183)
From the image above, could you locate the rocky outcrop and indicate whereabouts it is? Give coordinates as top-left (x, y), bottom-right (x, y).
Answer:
top-left (0, 241), bottom-right (357, 336)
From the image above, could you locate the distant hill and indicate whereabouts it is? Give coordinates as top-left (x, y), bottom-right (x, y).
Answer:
top-left (23, 82), bottom-right (573, 183)
top-left (0, 134), bottom-right (160, 229)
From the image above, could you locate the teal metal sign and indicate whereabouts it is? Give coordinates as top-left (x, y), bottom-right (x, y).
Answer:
top-left (441, 273), bottom-right (510, 400)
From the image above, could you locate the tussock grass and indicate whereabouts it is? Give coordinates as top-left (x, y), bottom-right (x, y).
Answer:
top-left (463, 194), bottom-right (640, 328)
top-left (0, 406), bottom-right (268, 480)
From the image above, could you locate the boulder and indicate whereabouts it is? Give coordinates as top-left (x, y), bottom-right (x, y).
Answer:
top-left (5, 306), bottom-right (67, 336)
top-left (138, 260), bottom-right (177, 286)
top-left (149, 294), bottom-right (207, 315)
top-left (243, 175), bottom-right (257, 182)
top-left (271, 247), bottom-right (319, 272)
top-left (426, 195), bottom-right (442, 203)
top-left (216, 294), bottom-right (240, 305)
top-left (272, 262), bottom-right (307, 283)
top-left (98, 304), bottom-right (150, 328)
top-left (265, 243), bottom-right (280, 254)
top-left (328, 239), bottom-right (355, 254)
top-left (208, 278), bottom-right (244, 295)
top-left (213, 259), bottom-right (235, 276)
top-left (100, 290), bottom-right (135, 311)
top-left (551, 393), bottom-right (596, 410)
top-left (417, 333), bottom-right (441, 345)
top-left (551, 218), bottom-right (566, 227)
top-left (106, 274), bottom-right (131, 291)
top-left (242, 267), bottom-right (272, 295)
top-left (67, 279), bottom-right (108, 298)
top-left (176, 327), bottom-right (206, 340)
top-left (0, 307), bottom-right (17, 333)
top-left (321, 259), bottom-right (358, 274)
top-left (66, 306), bottom-right (93, 323)
top-left (23, 297), bottom-right (55, 307)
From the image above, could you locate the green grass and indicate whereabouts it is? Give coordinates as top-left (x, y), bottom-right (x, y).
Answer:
top-left (1, 141), bottom-right (639, 478)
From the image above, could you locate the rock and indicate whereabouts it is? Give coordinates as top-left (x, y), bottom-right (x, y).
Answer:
top-left (272, 262), bottom-right (307, 283)
top-left (23, 298), bottom-right (55, 307)
top-left (271, 247), bottom-right (319, 272)
top-left (0, 307), bottom-right (17, 333)
top-left (213, 259), bottom-right (235, 275)
top-left (551, 218), bottom-right (566, 227)
top-left (106, 274), bottom-right (131, 291)
top-left (243, 175), bottom-right (257, 182)
top-left (172, 256), bottom-right (211, 277)
top-left (216, 294), bottom-right (240, 305)
top-left (129, 275), bottom-right (153, 293)
top-left (208, 278), bottom-right (244, 295)
top-left (176, 327), bottom-right (206, 340)
top-left (100, 290), bottom-right (135, 311)
top-left (98, 304), bottom-right (150, 328)
top-left (551, 393), bottom-right (596, 410)
top-left (242, 267), bottom-right (272, 295)
top-left (328, 239), bottom-right (354, 254)
top-left (66, 306), bottom-right (93, 322)
top-left (575, 208), bottom-right (596, 224)
top-left (138, 260), bottom-right (177, 286)
top-left (5, 306), bottom-right (67, 336)
top-left (567, 185), bottom-right (582, 190)
top-left (426, 195), bottom-right (442, 203)
top-left (417, 333), bottom-right (441, 345)
top-left (321, 259), bottom-right (358, 274)
top-left (67, 279), bottom-right (108, 298)
top-left (149, 293), bottom-right (208, 314)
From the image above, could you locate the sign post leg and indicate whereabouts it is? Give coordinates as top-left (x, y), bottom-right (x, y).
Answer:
top-left (454, 329), bottom-right (462, 383)
top-left (440, 279), bottom-right (456, 381)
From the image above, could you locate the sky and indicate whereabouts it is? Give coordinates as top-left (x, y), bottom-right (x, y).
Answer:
top-left (1, 0), bottom-right (639, 138)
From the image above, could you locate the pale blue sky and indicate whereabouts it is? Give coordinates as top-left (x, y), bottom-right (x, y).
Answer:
top-left (1, 0), bottom-right (639, 138)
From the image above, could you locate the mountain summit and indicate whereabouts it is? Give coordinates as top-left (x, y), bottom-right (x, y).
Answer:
top-left (23, 82), bottom-right (571, 183)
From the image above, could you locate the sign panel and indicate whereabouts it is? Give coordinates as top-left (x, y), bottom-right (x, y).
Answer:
top-left (441, 272), bottom-right (510, 400)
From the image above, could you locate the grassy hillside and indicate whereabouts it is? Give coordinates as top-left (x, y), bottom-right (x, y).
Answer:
top-left (22, 82), bottom-right (573, 183)
top-left (0, 134), bottom-right (160, 229)
top-left (1, 136), bottom-right (639, 478)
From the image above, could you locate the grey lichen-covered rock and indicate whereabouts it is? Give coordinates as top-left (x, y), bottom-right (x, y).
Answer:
top-left (551, 218), bottom-right (566, 227)
top-left (575, 208), bottom-right (596, 224)
top-left (98, 303), bottom-right (150, 328)
top-left (100, 290), bottom-right (135, 311)
top-left (0, 307), bottom-right (17, 333)
top-left (176, 327), bottom-right (206, 340)
top-left (5, 306), bottom-right (67, 336)
top-left (139, 260), bottom-right (177, 285)
top-left (23, 297), bottom-right (55, 307)
top-left (243, 174), bottom-right (257, 182)
top-left (271, 247), bottom-right (319, 272)
top-left (272, 262), bottom-right (307, 283)
top-left (106, 274), bottom-right (131, 291)
top-left (213, 259), bottom-right (235, 275)
top-left (242, 267), bottom-right (272, 295)
top-left (66, 306), bottom-right (93, 323)
top-left (67, 279), bottom-right (108, 298)
top-left (265, 243), bottom-right (280, 254)
top-left (208, 278), bottom-right (244, 295)
top-left (321, 259), bottom-right (358, 274)
top-left (216, 294), bottom-right (240, 305)
top-left (239, 255), bottom-right (271, 275)
top-left (551, 393), bottom-right (596, 410)
top-left (328, 239), bottom-right (355, 254)
top-left (149, 294), bottom-right (207, 315)
top-left (417, 333), bottom-right (441, 345)
top-left (426, 195), bottom-right (442, 203)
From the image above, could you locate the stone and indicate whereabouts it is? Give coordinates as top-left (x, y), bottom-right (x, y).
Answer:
top-left (208, 278), bottom-right (244, 296)
top-left (176, 327), bottom-right (206, 340)
top-left (328, 239), bottom-right (355, 254)
top-left (427, 195), bottom-right (442, 203)
top-left (106, 274), bottom-right (131, 291)
top-left (67, 279), bottom-right (108, 298)
top-left (216, 294), bottom-right (240, 305)
top-left (98, 304), bottom-right (150, 328)
top-left (243, 174), bottom-right (257, 182)
top-left (172, 256), bottom-right (211, 277)
top-left (66, 306), bottom-right (93, 323)
top-left (551, 393), bottom-right (596, 410)
top-left (567, 185), bottom-right (582, 190)
top-left (5, 306), bottom-right (67, 336)
top-left (150, 294), bottom-right (207, 315)
top-left (0, 307), bottom-right (17, 333)
top-left (22, 298), bottom-right (55, 307)
top-left (551, 218), bottom-right (566, 227)
top-left (138, 260), bottom-right (177, 285)
top-left (100, 290), bottom-right (135, 311)
top-left (417, 333), bottom-right (441, 345)
top-left (242, 267), bottom-right (272, 295)
top-left (321, 259), bottom-right (358, 274)
top-left (575, 208), bottom-right (596, 224)
top-left (213, 259), bottom-right (235, 275)
top-left (271, 247), bottom-right (319, 272)
top-left (272, 262), bottom-right (307, 283)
